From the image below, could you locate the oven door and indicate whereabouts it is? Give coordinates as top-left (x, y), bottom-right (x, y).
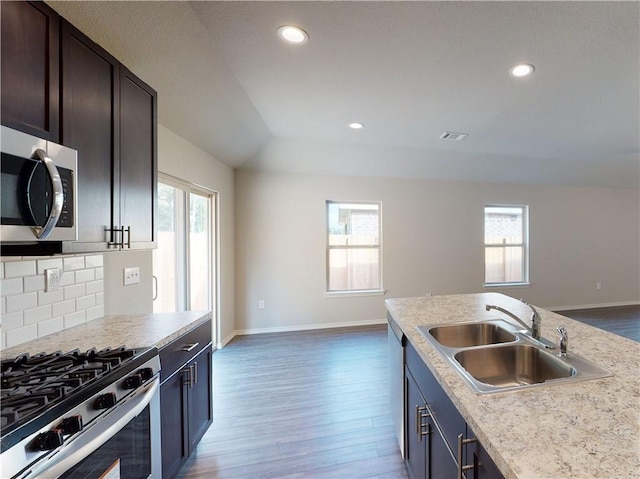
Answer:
top-left (25, 379), bottom-right (161, 479)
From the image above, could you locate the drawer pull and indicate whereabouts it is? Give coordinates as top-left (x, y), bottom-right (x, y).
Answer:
top-left (182, 343), bottom-right (199, 352)
top-left (457, 433), bottom-right (478, 479)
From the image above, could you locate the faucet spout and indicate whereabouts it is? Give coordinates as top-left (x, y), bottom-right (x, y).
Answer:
top-left (485, 303), bottom-right (532, 334)
top-left (486, 300), bottom-right (556, 349)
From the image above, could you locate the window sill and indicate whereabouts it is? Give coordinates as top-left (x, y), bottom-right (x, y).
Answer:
top-left (324, 289), bottom-right (386, 298)
top-left (484, 282), bottom-right (531, 288)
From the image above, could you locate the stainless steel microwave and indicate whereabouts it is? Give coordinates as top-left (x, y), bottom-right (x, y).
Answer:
top-left (1, 126), bottom-right (77, 242)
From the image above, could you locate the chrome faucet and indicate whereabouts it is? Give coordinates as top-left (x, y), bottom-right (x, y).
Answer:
top-left (485, 299), bottom-right (541, 339)
top-left (557, 326), bottom-right (568, 358)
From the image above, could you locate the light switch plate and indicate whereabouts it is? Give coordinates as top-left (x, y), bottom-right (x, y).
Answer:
top-left (124, 267), bottom-right (140, 286)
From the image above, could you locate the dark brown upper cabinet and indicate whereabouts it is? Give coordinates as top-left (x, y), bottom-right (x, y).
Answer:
top-left (60, 20), bottom-right (157, 251)
top-left (1, 1), bottom-right (60, 141)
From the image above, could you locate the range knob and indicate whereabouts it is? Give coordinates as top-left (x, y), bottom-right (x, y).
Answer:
top-left (94, 392), bottom-right (117, 409)
top-left (123, 373), bottom-right (143, 389)
top-left (35, 430), bottom-right (64, 450)
top-left (137, 367), bottom-right (154, 381)
top-left (61, 415), bottom-right (83, 434)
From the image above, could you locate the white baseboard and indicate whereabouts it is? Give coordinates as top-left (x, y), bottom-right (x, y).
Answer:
top-left (217, 332), bottom-right (237, 349)
top-left (546, 300), bottom-right (640, 312)
top-left (234, 318), bottom-right (388, 337)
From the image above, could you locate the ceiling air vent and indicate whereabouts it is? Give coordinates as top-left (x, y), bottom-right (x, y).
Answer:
top-left (440, 131), bottom-right (468, 141)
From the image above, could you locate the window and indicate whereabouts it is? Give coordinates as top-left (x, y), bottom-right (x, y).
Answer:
top-left (153, 176), bottom-right (217, 316)
top-left (326, 201), bottom-right (382, 292)
top-left (484, 205), bottom-right (528, 285)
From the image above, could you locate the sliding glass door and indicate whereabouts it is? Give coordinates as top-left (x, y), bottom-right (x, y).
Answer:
top-left (153, 177), bottom-right (217, 333)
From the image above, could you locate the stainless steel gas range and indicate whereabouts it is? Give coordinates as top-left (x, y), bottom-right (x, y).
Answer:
top-left (1, 346), bottom-right (161, 479)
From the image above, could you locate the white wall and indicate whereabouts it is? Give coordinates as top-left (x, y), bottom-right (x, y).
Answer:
top-left (157, 125), bottom-right (235, 346)
top-left (103, 250), bottom-right (153, 315)
top-left (235, 169), bottom-right (640, 332)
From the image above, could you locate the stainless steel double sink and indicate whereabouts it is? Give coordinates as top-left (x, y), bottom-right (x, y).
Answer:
top-left (417, 319), bottom-right (613, 394)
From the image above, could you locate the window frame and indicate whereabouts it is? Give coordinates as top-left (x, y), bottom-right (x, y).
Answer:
top-left (325, 200), bottom-right (384, 296)
top-left (483, 204), bottom-right (530, 287)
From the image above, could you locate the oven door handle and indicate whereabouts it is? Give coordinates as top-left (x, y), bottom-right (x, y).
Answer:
top-left (31, 149), bottom-right (64, 240)
top-left (28, 378), bottom-right (159, 479)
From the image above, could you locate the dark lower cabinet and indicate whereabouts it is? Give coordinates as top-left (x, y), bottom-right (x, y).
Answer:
top-left (404, 340), bottom-right (504, 479)
top-left (160, 321), bottom-right (213, 479)
top-left (1, 1), bottom-right (59, 141)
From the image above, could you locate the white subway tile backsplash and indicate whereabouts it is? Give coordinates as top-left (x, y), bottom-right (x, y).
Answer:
top-left (1, 278), bottom-right (24, 297)
top-left (38, 317), bottom-right (64, 337)
top-left (75, 269), bottom-right (95, 283)
top-left (64, 311), bottom-right (86, 329)
top-left (4, 260), bottom-right (37, 279)
top-left (7, 292), bottom-right (38, 313)
top-left (60, 271), bottom-right (75, 287)
top-left (24, 274), bottom-right (45, 293)
top-left (85, 255), bottom-right (103, 268)
top-left (24, 305), bottom-right (53, 325)
top-left (6, 324), bottom-right (38, 347)
top-left (86, 280), bottom-right (104, 295)
top-left (76, 295), bottom-right (96, 311)
top-left (1, 254), bottom-right (104, 348)
top-left (86, 305), bottom-right (104, 322)
top-left (37, 258), bottom-right (64, 274)
top-left (38, 289), bottom-right (65, 306)
top-left (63, 256), bottom-right (85, 271)
top-left (52, 300), bottom-right (76, 317)
top-left (2, 311), bottom-right (24, 330)
top-left (64, 283), bottom-right (86, 300)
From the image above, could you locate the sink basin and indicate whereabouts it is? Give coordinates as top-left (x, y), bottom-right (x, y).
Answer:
top-left (417, 320), bottom-right (614, 394)
top-left (454, 344), bottom-right (575, 387)
top-left (426, 322), bottom-right (517, 348)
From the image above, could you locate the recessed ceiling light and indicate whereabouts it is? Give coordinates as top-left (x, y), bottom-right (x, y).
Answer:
top-left (277, 25), bottom-right (309, 45)
top-left (510, 63), bottom-right (535, 77)
top-left (348, 122), bottom-right (365, 130)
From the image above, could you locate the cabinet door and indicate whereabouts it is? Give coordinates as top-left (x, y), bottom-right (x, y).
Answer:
top-left (1, 1), bottom-right (59, 140)
top-left (405, 368), bottom-right (428, 479)
top-left (160, 370), bottom-right (189, 479)
top-left (187, 347), bottom-right (213, 452)
top-left (60, 20), bottom-right (119, 249)
top-left (119, 67), bottom-right (157, 248)
top-left (466, 425), bottom-right (504, 479)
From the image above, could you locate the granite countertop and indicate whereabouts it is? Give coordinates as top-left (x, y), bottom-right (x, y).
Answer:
top-left (1, 310), bottom-right (212, 360)
top-left (386, 292), bottom-right (640, 479)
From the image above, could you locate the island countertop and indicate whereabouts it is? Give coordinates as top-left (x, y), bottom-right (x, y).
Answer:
top-left (1, 310), bottom-right (212, 360)
top-left (386, 292), bottom-right (639, 479)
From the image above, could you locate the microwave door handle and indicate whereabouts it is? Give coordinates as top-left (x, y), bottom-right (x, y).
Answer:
top-left (32, 149), bottom-right (64, 240)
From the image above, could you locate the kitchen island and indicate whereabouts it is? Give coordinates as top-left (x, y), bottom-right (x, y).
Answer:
top-left (386, 292), bottom-right (639, 479)
top-left (0, 310), bottom-right (211, 359)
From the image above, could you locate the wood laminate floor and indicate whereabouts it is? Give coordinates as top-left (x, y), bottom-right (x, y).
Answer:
top-left (559, 304), bottom-right (640, 342)
top-left (177, 324), bottom-right (408, 479)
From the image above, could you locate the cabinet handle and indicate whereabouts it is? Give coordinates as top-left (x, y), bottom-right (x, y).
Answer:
top-left (192, 361), bottom-right (198, 386)
top-left (415, 405), bottom-right (430, 442)
top-left (457, 433), bottom-right (478, 479)
top-left (182, 343), bottom-right (200, 353)
top-left (181, 366), bottom-right (193, 388)
top-left (124, 226), bottom-right (131, 248)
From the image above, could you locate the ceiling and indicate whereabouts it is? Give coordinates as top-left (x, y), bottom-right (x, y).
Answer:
top-left (48, 1), bottom-right (639, 188)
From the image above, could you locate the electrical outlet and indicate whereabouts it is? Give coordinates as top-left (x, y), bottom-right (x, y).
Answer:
top-left (45, 268), bottom-right (60, 292)
top-left (596, 282), bottom-right (602, 290)
top-left (258, 300), bottom-right (266, 309)
top-left (124, 267), bottom-right (140, 286)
